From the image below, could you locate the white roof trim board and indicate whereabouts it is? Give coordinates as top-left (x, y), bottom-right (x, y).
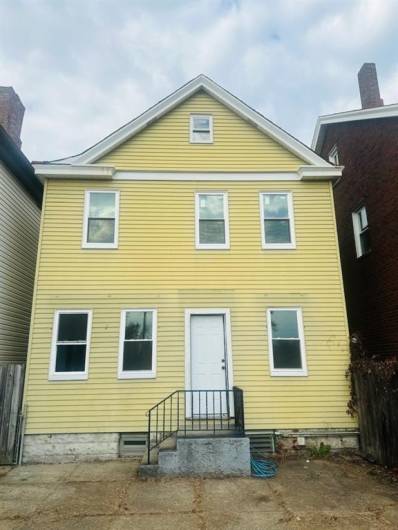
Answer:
top-left (56, 74), bottom-right (330, 167)
top-left (312, 103), bottom-right (398, 152)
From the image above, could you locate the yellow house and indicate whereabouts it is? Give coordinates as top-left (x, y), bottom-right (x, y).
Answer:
top-left (24, 75), bottom-right (357, 463)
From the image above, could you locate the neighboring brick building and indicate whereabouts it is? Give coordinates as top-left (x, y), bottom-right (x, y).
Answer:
top-left (312, 63), bottom-right (398, 358)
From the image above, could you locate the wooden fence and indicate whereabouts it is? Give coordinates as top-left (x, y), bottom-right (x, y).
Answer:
top-left (0, 364), bottom-right (25, 465)
top-left (354, 370), bottom-right (398, 467)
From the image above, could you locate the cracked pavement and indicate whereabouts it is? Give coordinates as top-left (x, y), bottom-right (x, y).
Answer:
top-left (0, 456), bottom-right (397, 529)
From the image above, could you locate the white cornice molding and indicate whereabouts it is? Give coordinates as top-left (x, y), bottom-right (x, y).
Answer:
top-left (55, 74), bottom-right (330, 168)
top-left (312, 103), bottom-right (398, 152)
top-left (33, 166), bottom-right (340, 182)
top-left (113, 171), bottom-right (301, 181)
top-left (33, 164), bottom-right (115, 180)
top-left (298, 165), bottom-right (342, 180)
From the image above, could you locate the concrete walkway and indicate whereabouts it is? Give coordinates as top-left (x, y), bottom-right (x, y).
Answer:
top-left (0, 457), bottom-right (397, 529)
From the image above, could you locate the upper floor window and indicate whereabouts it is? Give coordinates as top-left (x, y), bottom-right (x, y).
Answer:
top-left (83, 190), bottom-right (119, 249)
top-left (190, 115), bottom-right (213, 143)
top-left (195, 192), bottom-right (229, 249)
top-left (328, 145), bottom-right (339, 165)
top-left (352, 206), bottom-right (370, 257)
top-left (267, 308), bottom-right (307, 377)
top-left (260, 192), bottom-right (295, 249)
top-left (118, 309), bottom-right (157, 379)
top-left (49, 310), bottom-right (92, 381)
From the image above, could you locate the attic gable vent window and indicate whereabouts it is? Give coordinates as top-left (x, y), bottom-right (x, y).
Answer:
top-left (190, 115), bottom-right (213, 143)
top-left (328, 145), bottom-right (339, 165)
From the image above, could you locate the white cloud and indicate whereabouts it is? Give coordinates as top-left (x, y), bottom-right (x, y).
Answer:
top-left (0, 0), bottom-right (397, 159)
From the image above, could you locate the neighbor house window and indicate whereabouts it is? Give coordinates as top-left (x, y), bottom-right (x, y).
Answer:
top-left (118, 310), bottom-right (157, 378)
top-left (49, 310), bottom-right (92, 380)
top-left (267, 308), bottom-right (307, 376)
top-left (352, 206), bottom-right (370, 257)
top-left (260, 192), bottom-right (295, 249)
top-left (83, 190), bottom-right (119, 248)
top-left (190, 115), bottom-right (213, 143)
top-left (328, 145), bottom-right (339, 165)
top-left (195, 192), bottom-right (229, 249)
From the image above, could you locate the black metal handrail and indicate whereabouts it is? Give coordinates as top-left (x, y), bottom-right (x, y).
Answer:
top-left (146, 387), bottom-right (245, 464)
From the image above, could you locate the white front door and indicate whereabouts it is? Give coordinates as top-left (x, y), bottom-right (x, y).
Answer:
top-left (189, 314), bottom-right (229, 416)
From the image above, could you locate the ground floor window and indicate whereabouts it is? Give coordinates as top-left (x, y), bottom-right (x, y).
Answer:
top-left (49, 310), bottom-right (92, 380)
top-left (118, 309), bottom-right (157, 379)
top-left (267, 308), bottom-right (307, 376)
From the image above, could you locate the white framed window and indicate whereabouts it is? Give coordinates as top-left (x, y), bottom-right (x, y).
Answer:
top-left (190, 114), bottom-right (213, 143)
top-left (260, 192), bottom-right (296, 249)
top-left (49, 310), bottom-right (92, 381)
top-left (352, 206), bottom-right (370, 258)
top-left (328, 144), bottom-right (339, 165)
top-left (118, 309), bottom-right (157, 379)
top-left (267, 308), bottom-right (307, 377)
top-left (82, 190), bottom-right (119, 249)
top-left (195, 192), bottom-right (230, 249)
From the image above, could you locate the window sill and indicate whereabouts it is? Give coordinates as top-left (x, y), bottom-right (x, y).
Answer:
top-left (356, 250), bottom-right (371, 260)
top-left (118, 371), bottom-right (156, 380)
top-left (262, 244), bottom-right (296, 250)
top-left (82, 243), bottom-right (118, 249)
top-left (270, 369), bottom-right (308, 377)
top-left (196, 244), bottom-right (230, 250)
top-left (49, 373), bottom-right (88, 381)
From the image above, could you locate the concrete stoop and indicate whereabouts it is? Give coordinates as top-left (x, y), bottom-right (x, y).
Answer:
top-left (140, 436), bottom-right (251, 477)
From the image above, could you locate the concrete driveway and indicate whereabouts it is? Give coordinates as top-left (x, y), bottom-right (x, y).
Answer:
top-left (0, 456), bottom-right (397, 529)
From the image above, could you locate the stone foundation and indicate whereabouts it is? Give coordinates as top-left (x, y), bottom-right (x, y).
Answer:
top-left (275, 428), bottom-right (359, 453)
top-left (22, 433), bottom-right (119, 464)
top-left (22, 428), bottom-right (359, 464)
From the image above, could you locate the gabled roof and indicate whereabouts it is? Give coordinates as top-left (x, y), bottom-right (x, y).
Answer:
top-left (56, 74), bottom-right (330, 167)
top-left (0, 125), bottom-right (42, 207)
top-left (312, 103), bottom-right (398, 153)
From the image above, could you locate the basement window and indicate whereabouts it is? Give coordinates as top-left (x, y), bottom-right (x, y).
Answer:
top-left (352, 206), bottom-right (371, 258)
top-left (267, 308), bottom-right (307, 377)
top-left (49, 310), bottom-right (92, 381)
top-left (118, 310), bottom-right (157, 379)
top-left (190, 114), bottom-right (213, 143)
top-left (83, 190), bottom-right (119, 248)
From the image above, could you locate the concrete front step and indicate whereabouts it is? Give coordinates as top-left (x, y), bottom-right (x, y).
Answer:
top-left (140, 436), bottom-right (251, 477)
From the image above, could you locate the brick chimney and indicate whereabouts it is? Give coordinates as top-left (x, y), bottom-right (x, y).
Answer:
top-left (0, 87), bottom-right (25, 147)
top-left (358, 63), bottom-right (384, 109)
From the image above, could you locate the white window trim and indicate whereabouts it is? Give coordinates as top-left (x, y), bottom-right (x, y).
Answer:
top-left (260, 192), bottom-right (296, 249)
top-left (82, 190), bottom-right (120, 249)
top-left (266, 307), bottom-right (308, 377)
top-left (190, 114), bottom-right (213, 144)
top-left (328, 144), bottom-right (339, 165)
top-left (118, 309), bottom-right (157, 379)
top-left (352, 206), bottom-right (369, 258)
top-left (195, 192), bottom-right (230, 250)
top-left (49, 309), bottom-right (92, 381)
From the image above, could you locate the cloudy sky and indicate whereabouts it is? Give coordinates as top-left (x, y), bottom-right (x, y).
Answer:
top-left (1, 0), bottom-right (397, 161)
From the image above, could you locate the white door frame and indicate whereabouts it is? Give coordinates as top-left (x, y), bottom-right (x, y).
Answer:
top-left (184, 308), bottom-right (234, 392)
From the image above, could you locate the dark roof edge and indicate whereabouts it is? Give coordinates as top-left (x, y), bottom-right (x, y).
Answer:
top-left (0, 126), bottom-right (43, 207)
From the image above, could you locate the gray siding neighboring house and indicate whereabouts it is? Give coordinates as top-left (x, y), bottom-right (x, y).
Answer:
top-left (0, 87), bottom-right (42, 364)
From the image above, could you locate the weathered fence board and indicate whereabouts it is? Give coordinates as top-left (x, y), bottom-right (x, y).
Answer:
top-left (354, 371), bottom-right (398, 467)
top-left (0, 364), bottom-right (25, 464)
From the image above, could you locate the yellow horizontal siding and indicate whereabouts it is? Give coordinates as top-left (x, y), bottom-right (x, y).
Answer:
top-left (97, 91), bottom-right (304, 171)
top-left (24, 178), bottom-right (356, 434)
